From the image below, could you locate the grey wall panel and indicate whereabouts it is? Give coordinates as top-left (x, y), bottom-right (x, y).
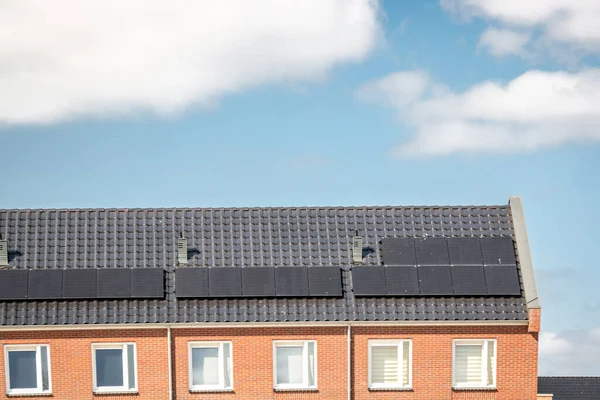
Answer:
top-left (130, 269), bottom-right (164, 298)
top-left (308, 267), bottom-right (342, 297)
top-left (97, 269), bottom-right (131, 299)
top-left (451, 266), bottom-right (487, 295)
top-left (242, 267), bottom-right (276, 297)
top-left (28, 270), bottom-right (63, 300)
top-left (209, 268), bottom-right (243, 297)
top-left (480, 237), bottom-right (516, 265)
top-left (353, 266), bottom-right (386, 296)
top-left (484, 265), bottom-right (521, 296)
top-left (381, 238), bottom-right (416, 266)
top-left (385, 266), bottom-right (419, 295)
top-left (62, 269), bottom-right (97, 299)
top-left (447, 237), bottom-right (483, 265)
top-left (0, 270), bottom-right (28, 300)
top-left (415, 238), bottom-right (450, 265)
top-left (275, 267), bottom-right (309, 297)
top-left (175, 268), bottom-right (209, 297)
top-left (418, 266), bottom-right (453, 295)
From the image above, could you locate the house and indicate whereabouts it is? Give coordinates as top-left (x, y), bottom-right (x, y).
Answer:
top-left (0, 196), bottom-right (541, 399)
top-left (538, 377), bottom-right (600, 399)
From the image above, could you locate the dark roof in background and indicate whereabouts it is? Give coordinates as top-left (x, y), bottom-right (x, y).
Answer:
top-left (538, 377), bottom-right (600, 399)
top-left (0, 205), bottom-right (527, 326)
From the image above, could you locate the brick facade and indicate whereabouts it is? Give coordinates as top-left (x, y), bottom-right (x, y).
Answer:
top-left (1, 324), bottom-right (539, 400)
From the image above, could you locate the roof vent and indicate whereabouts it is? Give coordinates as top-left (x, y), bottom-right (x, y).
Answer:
top-left (177, 235), bottom-right (188, 265)
top-left (0, 235), bottom-right (8, 266)
top-left (351, 231), bottom-right (363, 264)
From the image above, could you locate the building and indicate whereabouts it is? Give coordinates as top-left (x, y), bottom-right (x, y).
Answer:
top-left (0, 197), bottom-right (541, 399)
top-left (538, 377), bottom-right (600, 399)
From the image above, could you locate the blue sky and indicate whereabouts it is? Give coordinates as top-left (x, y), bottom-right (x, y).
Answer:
top-left (1, 0), bottom-right (599, 375)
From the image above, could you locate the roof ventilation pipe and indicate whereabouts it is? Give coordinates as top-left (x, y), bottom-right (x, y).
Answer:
top-left (0, 235), bottom-right (8, 266)
top-left (351, 230), bottom-right (363, 264)
top-left (177, 234), bottom-right (188, 265)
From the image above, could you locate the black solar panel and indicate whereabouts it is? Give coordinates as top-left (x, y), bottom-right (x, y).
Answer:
top-left (447, 237), bottom-right (483, 265)
top-left (381, 238), bottom-right (416, 266)
top-left (415, 237), bottom-right (450, 265)
top-left (27, 270), bottom-right (63, 300)
top-left (480, 237), bottom-right (516, 265)
top-left (385, 266), bottom-right (419, 295)
top-left (130, 268), bottom-right (164, 298)
top-left (97, 269), bottom-right (131, 299)
top-left (307, 267), bottom-right (342, 297)
top-left (418, 266), bottom-right (453, 295)
top-left (275, 267), bottom-right (309, 297)
top-left (175, 268), bottom-right (209, 298)
top-left (209, 268), bottom-right (243, 297)
top-left (0, 270), bottom-right (28, 300)
top-left (353, 267), bottom-right (386, 296)
top-left (451, 266), bottom-right (487, 295)
top-left (242, 267), bottom-right (276, 297)
top-left (62, 269), bottom-right (97, 299)
top-left (484, 265), bottom-right (521, 296)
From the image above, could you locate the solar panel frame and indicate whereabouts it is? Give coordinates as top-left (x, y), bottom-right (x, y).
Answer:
top-left (417, 265), bottom-right (454, 295)
top-left (415, 237), bottom-right (450, 266)
top-left (352, 266), bottom-right (386, 296)
top-left (208, 268), bottom-right (243, 297)
top-left (275, 267), bottom-right (309, 297)
top-left (130, 268), bottom-right (164, 298)
top-left (451, 265), bottom-right (487, 296)
top-left (62, 269), bottom-right (97, 299)
top-left (242, 267), bottom-right (276, 297)
top-left (480, 237), bottom-right (517, 265)
top-left (385, 266), bottom-right (420, 296)
top-left (447, 237), bottom-right (484, 265)
top-left (175, 268), bottom-right (209, 298)
top-left (27, 270), bottom-right (63, 300)
top-left (381, 238), bottom-right (416, 266)
top-left (96, 269), bottom-right (131, 299)
top-left (484, 265), bottom-right (521, 296)
top-left (307, 267), bottom-right (343, 297)
top-left (0, 270), bottom-right (28, 300)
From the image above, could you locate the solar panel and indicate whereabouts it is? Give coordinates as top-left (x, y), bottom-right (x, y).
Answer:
top-left (415, 237), bottom-right (450, 265)
top-left (242, 267), bottom-right (276, 297)
top-left (447, 237), bottom-right (483, 265)
top-left (484, 265), bottom-right (521, 296)
top-left (175, 268), bottom-right (209, 298)
top-left (308, 267), bottom-right (342, 297)
top-left (352, 266), bottom-right (386, 296)
top-left (480, 237), bottom-right (516, 265)
top-left (62, 269), bottom-right (97, 299)
top-left (275, 267), bottom-right (309, 297)
top-left (27, 270), bottom-right (63, 300)
top-left (130, 268), bottom-right (164, 298)
top-left (451, 266), bottom-right (487, 295)
top-left (97, 269), bottom-right (131, 299)
top-left (385, 266), bottom-right (419, 295)
top-left (0, 270), bottom-right (28, 300)
top-left (209, 268), bottom-right (243, 297)
top-left (381, 238), bottom-right (416, 266)
top-left (418, 266), bottom-right (453, 295)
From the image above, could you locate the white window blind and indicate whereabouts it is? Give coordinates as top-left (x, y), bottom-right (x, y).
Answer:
top-left (453, 340), bottom-right (496, 388)
top-left (189, 342), bottom-right (233, 391)
top-left (273, 341), bottom-right (317, 389)
top-left (368, 340), bottom-right (411, 389)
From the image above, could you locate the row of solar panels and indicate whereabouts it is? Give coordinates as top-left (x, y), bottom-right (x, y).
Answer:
top-left (0, 268), bottom-right (164, 300)
top-left (381, 236), bottom-right (517, 266)
top-left (353, 265), bottom-right (521, 296)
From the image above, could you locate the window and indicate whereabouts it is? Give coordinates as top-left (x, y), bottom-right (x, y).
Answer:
top-left (453, 339), bottom-right (496, 389)
top-left (188, 342), bottom-right (233, 391)
top-left (91, 343), bottom-right (137, 393)
top-left (273, 341), bottom-right (316, 390)
top-left (368, 340), bottom-right (411, 389)
top-left (3, 345), bottom-right (51, 395)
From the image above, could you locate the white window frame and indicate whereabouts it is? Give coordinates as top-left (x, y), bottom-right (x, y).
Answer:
top-left (91, 343), bottom-right (137, 394)
top-left (452, 339), bottom-right (497, 389)
top-left (272, 340), bottom-right (317, 390)
top-left (3, 344), bottom-right (52, 396)
top-left (368, 339), bottom-right (412, 390)
top-left (188, 341), bottom-right (233, 392)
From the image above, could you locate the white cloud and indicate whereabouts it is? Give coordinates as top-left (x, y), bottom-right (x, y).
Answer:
top-left (0, 0), bottom-right (381, 125)
top-left (356, 68), bottom-right (600, 157)
top-left (540, 328), bottom-right (600, 375)
top-left (441, 0), bottom-right (600, 59)
top-left (478, 27), bottom-right (531, 58)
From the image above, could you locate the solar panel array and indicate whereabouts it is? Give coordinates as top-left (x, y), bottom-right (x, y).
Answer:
top-left (353, 236), bottom-right (521, 297)
top-left (175, 266), bottom-right (342, 298)
top-left (0, 268), bottom-right (164, 300)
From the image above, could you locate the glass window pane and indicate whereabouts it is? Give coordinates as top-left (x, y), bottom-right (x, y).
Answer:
top-left (192, 348), bottom-right (219, 386)
top-left (222, 343), bottom-right (232, 388)
top-left (371, 346), bottom-right (398, 384)
top-left (487, 341), bottom-right (495, 386)
top-left (41, 346), bottom-right (50, 391)
top-left (276, 346), bottom-right (303, 385)
top-left (455, 344), bottom-right (483, 385)
top-left (402, 342), bottom-right (410, 386)
top-left (307, 342), bottom-right (315, 387)
top-left (127, 345), bottom-right (136, 389)
top-left (8, 351), bottom-right (37, 389)
top-left (96, 349), bottom-right (124, 387)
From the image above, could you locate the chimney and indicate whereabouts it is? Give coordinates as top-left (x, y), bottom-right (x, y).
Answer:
top-left (351, 231), bottom-right (363, 264)
top-left (177, 234), bottom-right (188, 265)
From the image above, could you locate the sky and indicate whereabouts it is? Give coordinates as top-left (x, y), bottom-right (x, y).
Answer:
top-left (1, 0), bottom-right (599, 376)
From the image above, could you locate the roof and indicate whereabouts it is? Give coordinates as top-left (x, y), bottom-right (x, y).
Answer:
top-left (538, 377), bottom-right (600, 399)
top-left (0, 203), bottom-right (529, 326)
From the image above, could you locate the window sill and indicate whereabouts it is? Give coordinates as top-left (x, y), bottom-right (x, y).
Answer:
top-left (93, 390), bottom-right (138, 395)
top-left (7, 393), bottom-right (53, 398)
top-left (452, 387), bottom-right (497, 391)
top-left (274, 388), bottom-right (318, 392)
top-left (368, 387), bottom-right (412, 392)
top-left (189, 388), bottom-right (234, 393)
